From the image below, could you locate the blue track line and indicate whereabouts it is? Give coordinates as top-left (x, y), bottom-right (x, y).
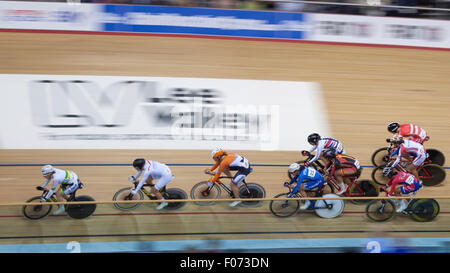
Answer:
top-left (0, 163), bottom-right (448, 169)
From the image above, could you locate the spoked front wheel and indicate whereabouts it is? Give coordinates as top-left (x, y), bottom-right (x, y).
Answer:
top-left (67, 196), bottom-right (97, 219)
top-left (190, 181), bottom-right (221, 206)
top-left (239, 183), bottom-right (266, 207)
top-left (22, 196), bottom-right (53, 220)
top-left (371, 166), bottom-right (389, 186)
top-left (371, 147), bottom-right (391, 167)
top-left (365, 199), bottom-right (396, 222)
top-left (164, 188), bottom-right (188, 210)
top-left (269, 193), bottom-right (300, 217)
top-left (112, 187), bottom-right (144, 210)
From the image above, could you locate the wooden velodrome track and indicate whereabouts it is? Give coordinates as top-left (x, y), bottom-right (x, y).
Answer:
top-left (0, 31), bottom-right (449, 249)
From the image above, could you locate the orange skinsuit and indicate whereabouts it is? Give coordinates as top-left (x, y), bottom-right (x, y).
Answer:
top-left (206, 153), bottom-right (237, 183)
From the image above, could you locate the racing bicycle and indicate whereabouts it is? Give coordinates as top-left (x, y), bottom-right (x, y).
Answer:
top-left (288, 152), bottom-right (378, 204)
top-left (22, 184), bottom-right (96, 220)
top-left (371, 139), bottom-right (445, 167)
top-left (269, 182), bottom-right (344, 218)
top-left (190, 173), bottom-right (266, 207)
top-left (371, 159), bottom-right (446, 187)
top-left (365, 187), bottom-right (439, 222)
top-left (113, 181), bottom-right (188, 211)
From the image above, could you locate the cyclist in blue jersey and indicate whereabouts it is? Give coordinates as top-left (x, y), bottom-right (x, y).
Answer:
top-left (286, 162), bottom-right (325, 210)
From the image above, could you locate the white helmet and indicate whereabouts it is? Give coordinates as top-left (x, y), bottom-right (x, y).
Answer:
top-left (288, 163), bottom-right (301, 173)
top-left (41, 165), bottom-right (55, 175)
top-left (211, 148), bottom-right (224, 158)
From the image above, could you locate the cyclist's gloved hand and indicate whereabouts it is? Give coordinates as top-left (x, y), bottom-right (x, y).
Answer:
top-left (304, 162), bottom-right (309, 167)
top-left (128, 176), bottom-right (136, 182)
top-left (36, 186), bottom-right (44, 191)
top-left (301, 150), bottom-right (309, 156)
top-left (283, 182), bottom-right (290, 188)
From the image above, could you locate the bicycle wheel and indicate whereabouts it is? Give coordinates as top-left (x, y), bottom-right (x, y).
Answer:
top-left (164, 188), bottom-right (188, 210)
top-left (348, 180), bottom-right (379, 205)
top-left (371, 166), bottom-right (389, 186)
top-left (409, 199), bottom-right (440, 222)
top-left (314, 194), bottom-right (344, 219)
top-left (419, 164), bottom-right (446, 186)
top-left (365, 199), bottom-right (396, 222)
top-left (22, 196), bottom-right (53, 220)
top-left (269, 193), bottom-right (300, 217)
top-left (371, 147), bottom-right (390, 167)
top-left (67, 196), bottom-right (97, 219)
top-left (112, 187), bottom-right (144, 210)
top-left (239, 183), bottom-right (266, 207)
top-left (190, 181), bottom-right (221, 206)
top-left (427, 148), bottom-right (445, 166)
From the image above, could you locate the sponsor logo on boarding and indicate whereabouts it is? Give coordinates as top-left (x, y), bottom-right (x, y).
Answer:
top-left (28, 80), bottom-right (277, 143)
top-left (313, 20), bottom-right (372, 37)
top-left (384, 24), bottom-right (443, 41)
top-left (1, 9), bottom-right (84, 23)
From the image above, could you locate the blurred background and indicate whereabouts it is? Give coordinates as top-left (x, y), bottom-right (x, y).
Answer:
top-left (0, 0), bottom-right (449, 255)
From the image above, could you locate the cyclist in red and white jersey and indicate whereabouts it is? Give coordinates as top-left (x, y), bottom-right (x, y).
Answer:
top-left (387, 122), bottom-right (429, 144)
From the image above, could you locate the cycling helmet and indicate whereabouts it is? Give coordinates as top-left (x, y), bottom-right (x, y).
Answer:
top-left (41, 165), bottom-right (55, 176)
top-left (387, 122), bottom-right (400, 133)
top-left (211, 148), bottom-right (224, 159)
top-left (382, 166), bottom-right (395, 178)
top-left (307, 133), bottom-right (320, 145)
top-left (288, 163), bottom-right (305, 173)
top-left (390, 134), bottom-right (403, 145)
top-left (133, 158), bottom-right (146, 170)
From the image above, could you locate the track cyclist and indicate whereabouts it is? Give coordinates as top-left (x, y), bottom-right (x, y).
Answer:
top-left (387, 122), bottom-right (429, 144)
top-left (129, 158), bottom-right (174, 210)
top-left (205, 148), bottom-right (253, 207)
top-left (39, 165), bottom-right (83, 215)
top-left (303, 133), bottom-right (345, 166)
top-left (286, 163), bottom-right (325, 210)
top-left (382, 167), bottom-right (423, 213)
top-left (323, 150), bottom-right (362, 195)
top-left (388, 134), bottom-right (427, 181)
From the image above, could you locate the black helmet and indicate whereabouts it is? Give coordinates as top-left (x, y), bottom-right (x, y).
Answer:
top-left (387, 122), bottom-right (400, 133)
top-left (133, 158), bottom-right (146, 170)
top-left (307, 133), bottom-right (320, 145)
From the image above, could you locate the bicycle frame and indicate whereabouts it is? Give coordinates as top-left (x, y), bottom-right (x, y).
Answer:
top-left (207, 176), bottom-right (251, 197)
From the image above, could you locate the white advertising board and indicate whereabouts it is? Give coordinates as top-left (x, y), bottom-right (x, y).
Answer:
top-left (0, 1), bottom-right (100, 31)
top-left (308, 13), bottom-right (450, 49)
top-left (0, 74), bottom-right (330, 151)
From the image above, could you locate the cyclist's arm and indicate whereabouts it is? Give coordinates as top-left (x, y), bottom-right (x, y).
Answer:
top-left (134, 172), bottom-right (152, 192)
top-left (307, 143), bottom-right (323, 164)
top-left (390, 147), bottom-right (401, 167)
top-left (134, 170), bottom-right (143, 180)
top-left (209, 157), bottom-right (233, 183)
top-left (289, 174), bottom-right (299, 185)
top-left (387, 178), bottom-right (399, 196)
top-left (291, 174), bottom-right (306, 195)
top-left (41, 178), bottom-right (51, 188)
top-left (44, 179), bottom-right (60, 199)
top-left (208, 161), bottom-right (220, 172)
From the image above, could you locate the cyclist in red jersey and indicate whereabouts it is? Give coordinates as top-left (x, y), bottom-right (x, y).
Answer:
top-left (387, 122), bottom-right (429, 144)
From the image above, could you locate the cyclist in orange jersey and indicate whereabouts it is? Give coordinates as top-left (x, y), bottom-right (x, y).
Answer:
top-left (205, 148), bottom-right (253, 207)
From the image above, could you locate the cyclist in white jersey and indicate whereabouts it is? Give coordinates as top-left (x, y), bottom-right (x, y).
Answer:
top-left (129, 158), bottom-right (174, 210)
top-left (304, 133), bottom-right (345, 166)
top-left (40, 165), bottom-right (81, 215)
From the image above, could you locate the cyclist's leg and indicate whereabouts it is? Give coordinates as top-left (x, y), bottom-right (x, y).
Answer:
top-left (409, 154), bottom-right (426, 180)
top-left (341, 166), bottom-right (358, 185)
top-left (153, 173), bottom-right (173, 199)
